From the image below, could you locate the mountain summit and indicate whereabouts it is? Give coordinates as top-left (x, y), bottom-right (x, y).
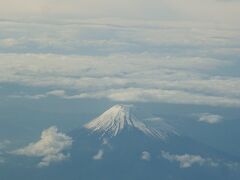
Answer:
top-left (84, 104), bottom-right (175, 139)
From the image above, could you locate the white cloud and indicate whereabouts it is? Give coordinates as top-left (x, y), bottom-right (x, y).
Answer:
top-left (93, 149), bottom-right (104, 160)
top-left (38, 153), bottom-right (70, 167)
top-left (46, 90), bottom-right (66, 97)
top-left (196, 113), bottom-right (223, 124)
top-left (12, 87), bottom-right (240, 107)
top-left (3, 52), bottom-right (240, 107)
top-left (12, 126), bottom-right (72, 167)
top-left (161, 151), bottom-right (218, 168)
top-left (1, 18), bottom-right (240, 108)
top-left (12, 90), bottom-right (66, 99)
top-left (65, 88), bottom-right (240, 107)
top-left (141, 151), bottom-right (151, 161)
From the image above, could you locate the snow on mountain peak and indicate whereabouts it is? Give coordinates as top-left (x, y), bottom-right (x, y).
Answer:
top-left (84, 104), bottom-right (174, 139)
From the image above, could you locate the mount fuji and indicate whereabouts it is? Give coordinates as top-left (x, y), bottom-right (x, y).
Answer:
top-left (1, 105), bottom-right (240, 180)
top-left (64, 104), bottom-right (239, 180)
top-left (84, 104), bottom-right (177, 139)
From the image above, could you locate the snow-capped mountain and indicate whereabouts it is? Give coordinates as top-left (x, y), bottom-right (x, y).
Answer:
top-left (84, 104), bottom-right (177, 139)
top-left (3, 105), bottom-right (240, 180)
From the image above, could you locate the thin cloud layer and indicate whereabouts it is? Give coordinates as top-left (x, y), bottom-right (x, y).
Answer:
top-left (0, 0), bottom-right (240, 26)
top-left (1, 19), bottom-right (240, 108)
top-left (197, 113), bottom-right (223, 124)
top-left (161, 151), bottom-right (218, 168)
top-left (3, 52), bottom-right (240, 107)
top-left (12, 126), bottom-right (72, 167)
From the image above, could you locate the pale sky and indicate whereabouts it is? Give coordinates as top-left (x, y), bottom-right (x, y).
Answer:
top-left (1, 0), bottom-right (240, 26)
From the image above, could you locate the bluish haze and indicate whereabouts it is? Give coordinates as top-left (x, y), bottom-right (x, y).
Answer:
top-left (0, 0), bottom-right (240, 179)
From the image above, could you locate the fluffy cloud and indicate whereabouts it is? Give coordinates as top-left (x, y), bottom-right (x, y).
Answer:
top-left (93, 149), bottom-right (104, 160)
top-left (196, 113), bottom-right (223, 124)
top-left (38, 153), bottom-right (70, 167)
top-left (1, 18), bottom-right (240, 108)
top-left (161, 151), bottom-right (218, 168)
top-left (12, 126), bottom-right (72, 167)
top-left (3, 52), bottom-right (240, 107)
top-left (141, 151), bottom-right (151, 161)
